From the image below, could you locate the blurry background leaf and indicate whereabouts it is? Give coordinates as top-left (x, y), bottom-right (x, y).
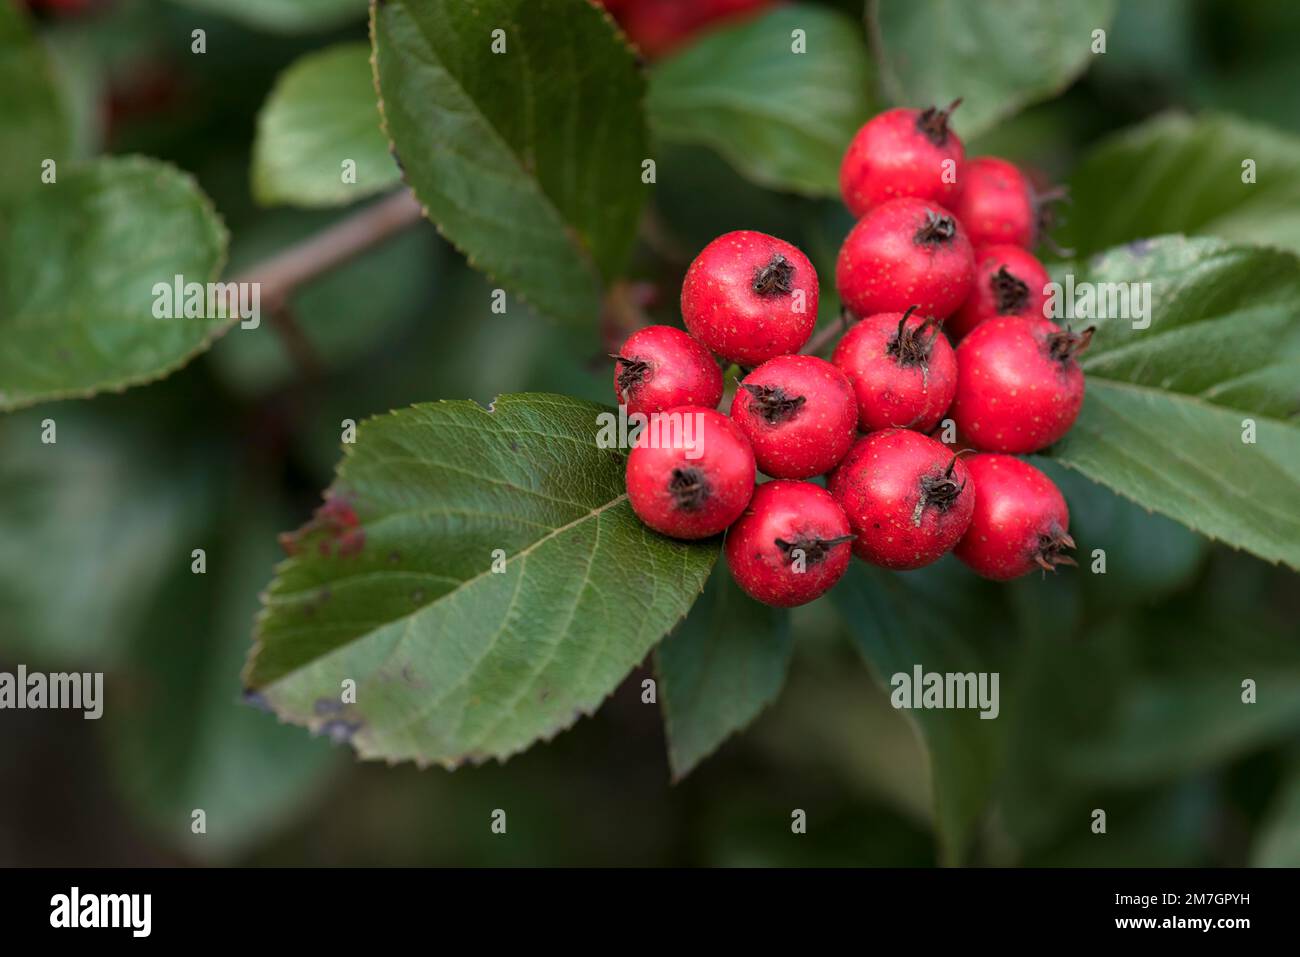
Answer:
top-left (165, 0), bottom-right (366, 34)
top-left (870, 0), bottom-right (1116, 139)
top-left (1064, 113), bottom-right (1300, 257)
top-left (247, 394), bottom-right (717, 767)
top-left (1000, 564), bottom-right (1300, 861)
top-left (107, 488), bottom-right (338, 862)
top-left (0, 408), bottom-right (212, 666)
top-left (647, 4), bottom-right (874, 196)
top-left (831, 561), bottom-right (1008, 864)
top-left (656, 563), bottom-right (792, 780)
top-left (1046, 237), bottom-right (1300, 569)
top-left (1254, 756), bottom-right (1300, 866)
top-left (372, 0), bottom-right (647, 326)
top-left (252, 43), bottom-right (400, 208)
top-left (0, 0), bottom-right (72, 200)
top-left (0, 155), bottom-right (228, 410)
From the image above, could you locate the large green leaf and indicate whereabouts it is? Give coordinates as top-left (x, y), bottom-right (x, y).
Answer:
top-left (656, 564), bottom-right (792, 780)
top-left (0, 0), bottom-right (71, 201)
top-left (831, 561), bottom-right (1007, 864)
top-left (647, 4), bottom-right (874, 196)
top-left (165, 0), bottom-right (365, 33)
top-left (1065, 112), bottom-right (1300, 258)
top-left (372, 0), bottom-right (647, 326)
top-left (253, 43), bottom-right (401, 208)
top-left (0, 156), bottom-right (228, 411)
top-left (246, 394), bottom-right (717, 767)
top-left (1045, 237), bottom-right (1300, 569)
top-left (870, 0), bottom-right (1114, 139)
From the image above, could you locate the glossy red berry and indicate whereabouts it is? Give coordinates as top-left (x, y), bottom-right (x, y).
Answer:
top-left (832, 305), bottom-right (957, 433)
top-left (955, 454), bottom-right (1075, 580)
top-left (953, 157), bottom-right (1038, 250)
top-left (626, 406), bottom-right (755, 539)
top-left (948, 244), bottom-right (1051, 341)
top-left (725, 480), bottom-right (854, 607)
top-left (729, 354), bottom-right (857, 479)
top-left (839, 102), bottom-right (965, 218)
top-left (612, 325), bottom-right (723, 416)
top-left (682, 230), bottom-right (818, 367)
top-left (828, 429), bottom-right (974, 570)
top-left (950, 317), bottom-right (1092, 454)
top-left (836, 197), bottom-right (975, 321)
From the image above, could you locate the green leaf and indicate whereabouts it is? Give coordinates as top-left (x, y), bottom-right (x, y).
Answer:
top-left (0, 409), bottom-right (212, 666)
top-left (0, 155), bottom-right (228, 411)
top-left (246, 394), bottom-right (717, 767)
top-left (372, 0), bottom-right (647, 326)
top-left (647, 4), bottom-right (874, 196)
top-left (656, 564), bottom-right (792, 780)
top-left (1044, 236), bottom-right (1300, 569)
top-left (164, 0), bottom-right (365, 33)
top-left (831, 561), bottom-right (1007, 864)
top-left (0, 0), bottom-right (71, 200)
top-left (870, 0), bottom-right (1115, 139)
top-left (253, 43), bottom-right (401, 208)
top-left (1064, 112), bottom-right (1300, 258)
top-left (109, 495), bottom-right (338, 861)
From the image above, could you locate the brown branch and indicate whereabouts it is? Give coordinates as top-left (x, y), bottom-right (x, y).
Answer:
top-left (228, 188), bottom-right (425, 372)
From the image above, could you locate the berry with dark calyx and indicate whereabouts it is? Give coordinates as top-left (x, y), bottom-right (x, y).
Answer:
top-left (730, 354), bottom-right (857, 479)
top-left (948, 244), bottom-right (1051, 341)
top-left (682, 230), bottom-right (819, 366)
top-left (828, 429), bottom-right (975, 570)
top-left (839, 102), bottom-right (965, 218)
top-left (836, 197), bottom-right (975, 321)
top-left (953, 156), bottom-right (1064, 251)
top-left (955, 454), bottom-right (1075, 580)
top-left (626, 406), bottom-right (755, 539)
top-left (725, 480), bottom-right (854, 607)
top-left (611, 325), bottom-right (723, 415)
top-left (832, 305), bottom-right (957, 432)
top-left (950, 317), bottom-right (1093, 453)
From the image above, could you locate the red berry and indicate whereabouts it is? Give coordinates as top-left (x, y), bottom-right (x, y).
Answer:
top-left (950, 317), bottom-right (1092, 454)
top-left (948, 244), bottom-right (1051, 341)
top-left (612, 325), bottom-right (723, 415)
top-left (836, 197), bottom-right (975, 321)
top-left (839, 102), bottom-right (965, 218)
top-left (953, 157), bottom-right (1037, 250)
top-left (626, 406), bottom-right (755, 539)
top-left (828, 429), bottom-right (974, 570)
top-left (729, 354), bottom-right (857, 479)
top-left (955, 454), bottom-right (1075, 580)
top-left (611, 0), bottom-right (777, 59)
top-left (832, 305), bottom-right (957, 433)
top-left (682, 230), bottom-right (818, 367)
top-left (725, 480), bottom-right (853, 607)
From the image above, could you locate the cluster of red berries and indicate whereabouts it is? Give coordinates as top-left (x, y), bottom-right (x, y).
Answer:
top-left (617, 102), bottom-right (1089, 607)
